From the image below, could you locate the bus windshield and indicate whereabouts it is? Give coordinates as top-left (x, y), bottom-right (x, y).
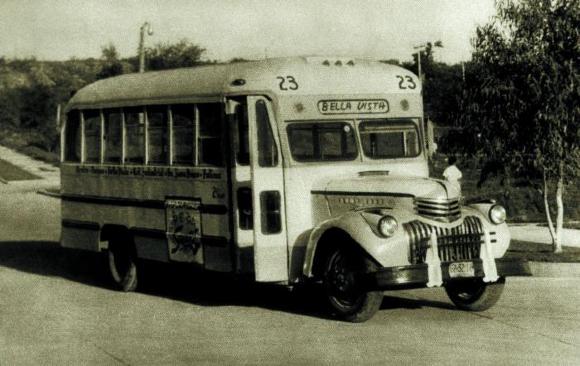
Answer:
top-left (286, 119), bottom-right (421, 162)
top-left (287, 122), bottom-right (358, 162)
top-left (359, 119), bottom-right (421, 159)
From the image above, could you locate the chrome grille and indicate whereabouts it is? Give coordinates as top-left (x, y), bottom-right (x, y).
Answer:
top-left (403, 216), bottom-right (483, 264)
top-left (414, 197), bottom-right (461, 222)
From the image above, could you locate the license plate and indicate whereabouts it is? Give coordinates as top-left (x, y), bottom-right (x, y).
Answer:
top-left (449, 262), bottom-right (475, 278)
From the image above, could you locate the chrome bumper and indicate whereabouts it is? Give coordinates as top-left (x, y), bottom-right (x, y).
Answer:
top-left (368, 258), bottom-right (531, 290)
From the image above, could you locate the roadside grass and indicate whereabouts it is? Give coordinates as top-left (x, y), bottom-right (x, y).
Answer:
top-left (0, 158), bottom-right (41, 181)
top-left (430, 153), bottom-right (580, 223)
top-left (505, 240), bottom-right (580, 263)
top-left (0, 127), bottom-right (59, 165)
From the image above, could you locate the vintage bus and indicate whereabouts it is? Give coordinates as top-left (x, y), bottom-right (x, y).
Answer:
top-left (60, 57), bottom-right (529, 322)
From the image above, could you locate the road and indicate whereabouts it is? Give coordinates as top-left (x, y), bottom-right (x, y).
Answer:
top-left (1, 190), bottom-right (580, 365)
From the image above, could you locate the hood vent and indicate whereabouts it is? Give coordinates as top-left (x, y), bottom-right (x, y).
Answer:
top-left (358, 170), bottom-right (390, 177)
top-left (414, 197), bottom-right (461, 222)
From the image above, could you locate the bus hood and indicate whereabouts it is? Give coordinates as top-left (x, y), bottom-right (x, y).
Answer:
top-left (314, 173), bottom-right (460, 200)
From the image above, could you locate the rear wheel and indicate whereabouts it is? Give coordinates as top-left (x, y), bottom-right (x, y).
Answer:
top-left (445, 277), bottom-right (505, 311)
top-left (323, 244), bottom-right (383, 322)
top-left (108, 238), bottom-right (138, 292)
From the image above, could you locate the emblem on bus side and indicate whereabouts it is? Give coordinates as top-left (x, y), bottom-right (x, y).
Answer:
top-left (317, 99), bottom-right (389, 114)
top-left (165, 199), bottom-right (203, 263)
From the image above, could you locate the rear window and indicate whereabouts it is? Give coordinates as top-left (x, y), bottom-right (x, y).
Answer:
top-left (287, 122), bottom-right (357, 162)
top-left (359, 119), bottom-right (420, 159)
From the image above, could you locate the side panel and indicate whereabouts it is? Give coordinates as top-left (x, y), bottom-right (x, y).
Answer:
top-left (60, 164), bottom-right (232, 272)
top-left (61, 219), bottom-right (101, 251)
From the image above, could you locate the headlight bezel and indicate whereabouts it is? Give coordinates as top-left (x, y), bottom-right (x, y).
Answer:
top-left (488, 204), bottom-right (507, 225)
top-left (378, 215), bottom-right (399, 237)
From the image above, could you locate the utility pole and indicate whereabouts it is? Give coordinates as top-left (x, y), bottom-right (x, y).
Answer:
top-left (413, 43), bottom-right (426, 82)
top-left (413, 41), bottom-right (443, 82)
top-left (138, 22), bottom-right (154, 73)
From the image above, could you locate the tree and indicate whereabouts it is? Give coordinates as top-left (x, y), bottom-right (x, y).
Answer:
top-left (463, 0), bottom-right (579, 252)
top-left (229, 57), bottom-right (250, 63)
top-left (97, 44), bottom-right (133, 79)
top-left (408, 41), bottom-right (467, 127)
top-left (143, 39), bottom-right (206, 71)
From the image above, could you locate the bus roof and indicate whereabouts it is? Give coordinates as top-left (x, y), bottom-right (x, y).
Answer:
top-left (66, 56), bottom-right (421, 111)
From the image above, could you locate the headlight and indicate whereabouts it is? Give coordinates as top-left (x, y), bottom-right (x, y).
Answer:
top-left (489, 205), bottom-right (507, 224)
top-left (378, 215), bottom-right (398, 237)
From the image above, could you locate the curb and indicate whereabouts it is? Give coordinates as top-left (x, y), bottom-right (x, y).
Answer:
top-left (37, 189), bottom-right (61, 199)
top-left (527, 261), bottom-right (580, 278)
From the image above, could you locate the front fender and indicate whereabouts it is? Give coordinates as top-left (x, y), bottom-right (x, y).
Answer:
top-left (302, 211), bottom-right (410, 277)
top-left (463, 204), bottom-right (511, 258)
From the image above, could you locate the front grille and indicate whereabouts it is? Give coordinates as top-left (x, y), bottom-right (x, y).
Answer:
top-left (414, 197), bottom-right (461, 222)
top-left (403, 216), bottom-right (483, 264)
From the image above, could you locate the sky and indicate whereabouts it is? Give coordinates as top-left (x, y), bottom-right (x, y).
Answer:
top-left (0, 0), bottom-right (497, 65)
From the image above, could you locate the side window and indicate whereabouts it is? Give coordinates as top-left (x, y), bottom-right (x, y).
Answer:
top-left (255, 100), bottom-right (278, 167)
top-left (197, 103), bottom-right (223, 167)
top-left (147, 106), bottom-right (168, 165)
top-left (235, 103), bottom-right (249, 166)
top-left (124, 107), bottom-right (145, 164)
top-left (171, 104), bottom-right (195, 166)
top-left (65, 110), bottom-right (81, 162)
top-left (83, 110), bottom-right (101, 163)
top-left (104, 109), bottom-right (122, 164)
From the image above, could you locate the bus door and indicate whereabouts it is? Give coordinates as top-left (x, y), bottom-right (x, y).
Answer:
top-left (227, 96), bottom-right (288, 282)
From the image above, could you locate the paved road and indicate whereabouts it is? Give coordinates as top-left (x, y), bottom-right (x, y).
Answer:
top-left (1, 192), bottom-right (580, 365)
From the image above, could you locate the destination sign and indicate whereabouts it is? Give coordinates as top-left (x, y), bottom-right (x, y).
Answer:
top-left (317, 99), bottom-right (389, 114)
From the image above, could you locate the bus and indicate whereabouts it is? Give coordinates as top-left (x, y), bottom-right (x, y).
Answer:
top-left (60, 57), bottom-right (529, 322)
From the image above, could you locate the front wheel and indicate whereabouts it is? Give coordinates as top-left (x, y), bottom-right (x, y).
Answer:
top-left (108, 239), bottom-right (138, 292)
top-left (323, 245), bottom-right (383, 322)
top-left (445, 277), bottom-right (505, 311)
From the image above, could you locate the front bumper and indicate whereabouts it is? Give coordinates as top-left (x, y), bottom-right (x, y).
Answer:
top-left (369, 258), bottom-right (531, 290)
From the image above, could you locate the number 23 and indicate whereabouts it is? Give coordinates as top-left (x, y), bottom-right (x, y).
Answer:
top-left (396, 75), bottom-right (416, 90)
top-left (277, 76), bottom-right (299, 90)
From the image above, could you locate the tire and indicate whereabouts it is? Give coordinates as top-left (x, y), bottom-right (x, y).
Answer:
top-left (322, 244), bottom-right (383, 322)
top-left (108, 238), bottom-right (138, 292)
top-left (445, 277), bottom-right (505, 311)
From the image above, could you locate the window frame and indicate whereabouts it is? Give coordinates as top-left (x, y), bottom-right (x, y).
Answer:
top-left (64, 102), bottom-right (226, 168)
top-left (255, 99), bottom-right (279, 168)
top-left (82, 109), bottom-right (102, 164)
top-left (123, 106), bottom-right (146, 165)
top-left (285, 120), bottom-right (359, 163)
top-left (145, 105), bottom-right (170, 166)
top-left (358, 118), bottom-right (422, 160)
top-left (170, 104), bottom-right (196, 167)
top-left (196, 103), bottom-right (225, 167)
top-left (103, 108), bottom-right (124, 164)
top-left (64, 110), bottom-right (82, 163)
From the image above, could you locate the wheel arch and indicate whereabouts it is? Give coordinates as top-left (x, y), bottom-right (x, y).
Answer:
top-left (100, 224), bottom-right (131, 250)
top-left (311, 228), bottom-right (356, 279)
top-left (303, 212), bottom-right (384, 279)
